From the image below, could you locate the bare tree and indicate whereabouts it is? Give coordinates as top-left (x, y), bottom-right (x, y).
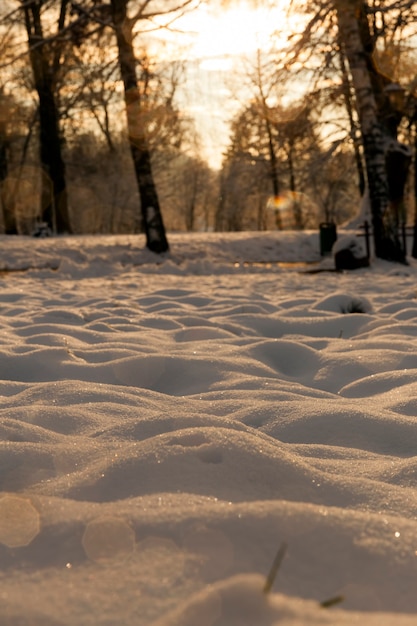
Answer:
top-left (70, 0), bottom-right (199, 251)
top-left (60, 28), bottom-right (120, 152)
top-left (109, 0), bottom-right (168, 251)
top-left (337, 34), bottom-right (366, 197)
top-left (286, 0), bottom-right (417, 260)
top-left (21, 0), bottom-right (73, 233)
top-left (271, 102), bottom-right (319, 228)
top-left (335, 0), bottom-right (414, 261)
top-left (251, 49), bottom-right (283, 228)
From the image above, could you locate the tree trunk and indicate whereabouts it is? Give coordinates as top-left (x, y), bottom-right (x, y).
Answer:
top-left (23, 2), bottom-right (72, 234)
top-left (287, 143), bottom-right (303, 228)
top-left (0, 114), bottom-right (17, 234)
top-left (412, 120), bottom-right (417, 258)
top-left (336, 0), bottom-right (406, 262)
top-left (337, 38), bottom-right (366, 197)
top-left (110, 0), bottom-right (169, 253)
top-left (266, 117), bottom-right (282, 230)
top-left (185, 168), bottom-right (198, 231)
top-left (254, 51), bottom-right (282, 230)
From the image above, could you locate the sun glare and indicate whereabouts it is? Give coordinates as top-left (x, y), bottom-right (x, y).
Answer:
top-left (193, 7), bottom-right (276, 60)
top-left (178, 1), bottom-right (293, 66)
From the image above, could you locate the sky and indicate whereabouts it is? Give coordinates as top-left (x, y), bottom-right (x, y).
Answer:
top-left (2, 231), bottom-right (417, 624)
top-left (153, 1), bottom-right (304, 169)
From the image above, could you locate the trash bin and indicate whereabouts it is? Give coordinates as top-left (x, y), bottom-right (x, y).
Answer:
top-left (319, 222), bottom-right (337, 256)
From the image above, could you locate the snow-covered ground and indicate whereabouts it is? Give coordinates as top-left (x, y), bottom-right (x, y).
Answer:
top-left (1, 230), bottom-right (417, 625)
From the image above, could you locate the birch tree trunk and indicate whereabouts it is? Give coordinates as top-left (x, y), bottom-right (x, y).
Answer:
top-left (336, 0), bottom-right (405, 262)
top-left (110, 0), bottom-right (169, 253)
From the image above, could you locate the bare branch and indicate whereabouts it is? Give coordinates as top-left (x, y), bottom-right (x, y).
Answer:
top-left (130, 0), bottom-right (198, 23)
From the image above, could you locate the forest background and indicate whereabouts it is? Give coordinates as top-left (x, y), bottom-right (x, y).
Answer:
top-left (0, 0), bottom-right (417, 258)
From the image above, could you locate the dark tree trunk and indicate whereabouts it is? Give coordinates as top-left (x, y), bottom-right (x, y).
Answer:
top-left (0, 115), bottom-right (17, 234)
top-left (185, 170), bottom-right (198, 231)
top-left (110, 0), bottom-right (169, 253)
top-left (264, 115), bottom-right (282, 230)
top-left (23, 2), bottom-right (72, 233)
top-left (254, 50), bottom-right (282, 230)
top-left (287, 143), bottom-right (302, 228)
top-left (412, 120), bottom-right (417, 259)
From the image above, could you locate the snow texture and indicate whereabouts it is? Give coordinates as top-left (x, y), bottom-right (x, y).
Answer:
top-left (1, 231), bottom-right (417, 625)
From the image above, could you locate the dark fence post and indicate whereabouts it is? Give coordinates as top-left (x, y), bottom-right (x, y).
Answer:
top-left (319, 222), bottom-right (337, 256)
top-left (364, 220), bottom-right (370, 260)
